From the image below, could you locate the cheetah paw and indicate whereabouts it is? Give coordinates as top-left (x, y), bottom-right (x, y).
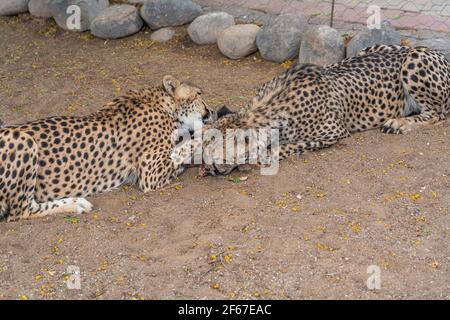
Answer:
top-left (74, 198), bottom-right (93, 214)
top-left (381, 118), bottom-right (412, 134)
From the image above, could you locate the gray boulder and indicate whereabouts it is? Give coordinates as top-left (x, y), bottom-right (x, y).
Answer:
top-left (256, 14), bottom-right (307, 63)
top-left (50, 0), bottom-right (109, 32)
top-left (299, 25), bottom-right (345, 65)
top-left (0, 0), bottom-right (29, 16)
top-left (140, 0), bottom-right (202, 30)
top-left (347, 21), bottom-right (401, 57)
top-left (414, 38), bottom-right (450, 60)
top-left (187, 12), bottom-right (235, 45)
top-left (28, 0), bottom-right (52, 18)
top-left (217, 24), bottom-right (260, 59)
top-left (90, 5), bottom-right (143, 39)
top-left (150, 27), bottom-right (175, 42)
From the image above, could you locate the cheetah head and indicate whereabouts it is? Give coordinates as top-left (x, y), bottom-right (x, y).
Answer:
top-left (163, 75), bottom-right (212, 132)
top-left (198, 109), bottom-right (258, 177)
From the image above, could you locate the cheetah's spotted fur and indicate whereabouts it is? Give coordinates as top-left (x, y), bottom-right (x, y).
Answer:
top-left (201, 45), bottom-right (450, 175)
top-left (0, 76), bottom-right (210, 221)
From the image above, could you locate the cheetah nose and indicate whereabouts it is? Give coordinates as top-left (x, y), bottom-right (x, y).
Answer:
top-left (202, 109), bottom-right (211, 121)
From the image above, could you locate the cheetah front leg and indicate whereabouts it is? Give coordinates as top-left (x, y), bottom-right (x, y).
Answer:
top-left (137, 140), bottom-right (193, 192)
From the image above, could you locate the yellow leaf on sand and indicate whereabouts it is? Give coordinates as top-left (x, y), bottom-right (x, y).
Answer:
top-left (224, 254), bottom-right (232, 264)
top-left (349, 221), bottom-right (361, 233)
top-left (316, 243), bottom-right (334, 252)
top-left (409, 193), bottom-right (422, 200)
top-left (281, 60), bottom-right (293, 69)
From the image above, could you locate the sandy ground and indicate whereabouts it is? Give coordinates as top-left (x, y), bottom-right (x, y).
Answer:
top-left (0, 15), bottom-right (449, 300)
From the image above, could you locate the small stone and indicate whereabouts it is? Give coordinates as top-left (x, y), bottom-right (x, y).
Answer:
top-left (140, 0), bottom-right (202, 30)
top-left (91, 4), bottom-right (143, 39)
top-left (28, 0), bottom-right (52, 18)
top-left (0, 0), bottom-right (29, 16)
top-left (217, 24), bottom-right (260, 59)
top-left (150, 27), bottom-right (175, 43)
top-left (50, 0), bottom-right (109, 32)
top-left (188, 12), bottom-right (235, 45)
top-left (256, 14), bottom-right (307, 63)
top-left (299, 25), bottom-right (345, 65)
top-left (347, 21), bottom-right (401, 57)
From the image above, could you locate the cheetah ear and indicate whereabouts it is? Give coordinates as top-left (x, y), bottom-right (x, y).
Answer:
top-left (216, 105), bottom-right (234, 118)
top-left (163, 75), bottom-right (181, 97)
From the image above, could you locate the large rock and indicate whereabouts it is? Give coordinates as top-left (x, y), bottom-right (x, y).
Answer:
top-left (414, 38), bottom-right (450, 61)
top-left (217, 24), bottom-right (260, 59)
top-left (256, 14), bottom-right (307, 63)
top-left (90, 5), bottom-right (143, 39)
top-left (140, 0), bottom-right (202, 30)
top-left (150, 27), bottom-right (175, 42)
top-left (299, 25), bottom-right (345, 65)
top-left (50, 0), bottom-right (109, 32)
top-left (187, 12), bottom-right (235, 45)
top-left (347, 21), bottom-right (401, 57)
top-left (28, 0), bottom-right (52, 18)
top-left (0, 0), bottom-right (29, 16)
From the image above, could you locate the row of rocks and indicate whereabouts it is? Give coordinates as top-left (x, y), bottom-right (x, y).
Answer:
top-left (184, 12), bottom-right (402, 63)
top-left (1, 1), bottom-right (449, 63)
top-left (187, 12), bottom-right (260, 59)
top-left (1, 0), bottom-right (204, 39)
top-left (185, 12), bottom-right (310, 61)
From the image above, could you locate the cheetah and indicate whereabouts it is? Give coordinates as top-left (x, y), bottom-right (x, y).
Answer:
top-left (199, 45), bottom-right (450, 176)
top-left (0, 75), bottom-right (211, 221)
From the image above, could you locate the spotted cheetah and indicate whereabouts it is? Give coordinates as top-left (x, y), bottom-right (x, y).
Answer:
top-left (200, 45), bottom-right (450, 176)
top-left (0, 75), bottom-right (210, 221)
